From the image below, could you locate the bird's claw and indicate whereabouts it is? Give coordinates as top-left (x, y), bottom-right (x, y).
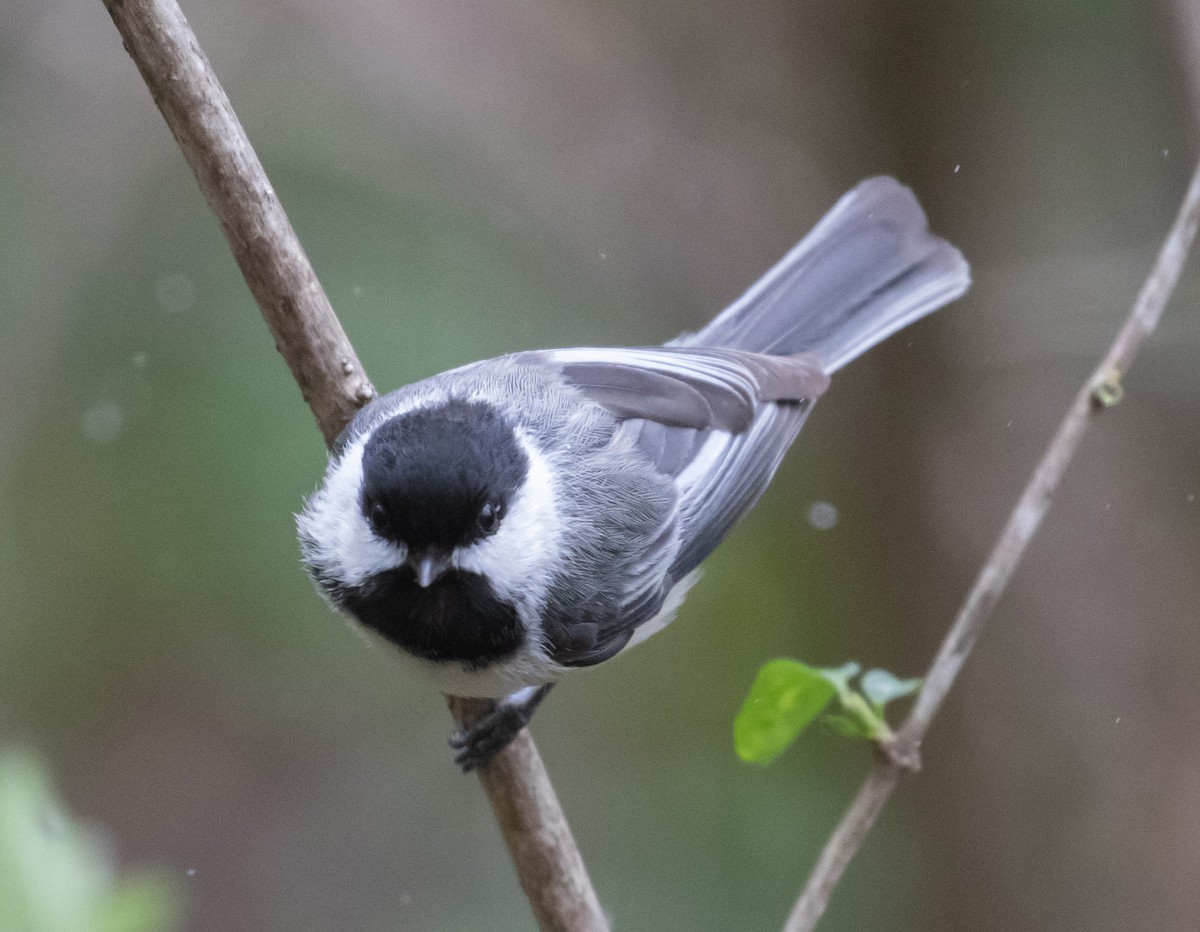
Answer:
top-left (449, 684), bottom-right (552, 772)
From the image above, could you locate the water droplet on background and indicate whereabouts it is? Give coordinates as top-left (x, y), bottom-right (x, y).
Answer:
top-left (807, 500), bottom-right (839, 531)
top-left (81, 401), bottom-right (125, 444)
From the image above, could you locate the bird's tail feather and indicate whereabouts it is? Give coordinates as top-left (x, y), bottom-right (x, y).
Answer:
top-left (682, 177), bottom-right (970, 373)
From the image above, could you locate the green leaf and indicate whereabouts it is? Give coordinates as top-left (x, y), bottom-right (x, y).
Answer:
top-left (861, 669), bottom-right (923, 714)
top-left (821, 713), bottom-right (876, 739)
top-left (830, 690), bottom-right (892, 741)
top-left (734, 659), bottom-right (838, 764)
top-left (735, 660), bottom-right (924, 763)
top-left (0, 748), bottom-right (102, 932)
top-left (0, 747), bottom-right (181, 932)
top-left (818, 661), bottom-right (862, 699)
top-left (97, 877), bottom-right (180, 932)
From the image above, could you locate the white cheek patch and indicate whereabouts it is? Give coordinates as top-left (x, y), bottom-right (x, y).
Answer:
top-left (453, 432), bottom-right (560, 621)
top-left (297, 438), bottom-right (406, 586)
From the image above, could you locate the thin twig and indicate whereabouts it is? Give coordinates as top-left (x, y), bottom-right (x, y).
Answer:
top-left (101, 2), bottom-right (607, 929)
top-left (783, 158), bottom-right (1200, 932)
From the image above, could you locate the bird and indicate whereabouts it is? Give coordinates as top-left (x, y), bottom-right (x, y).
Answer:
top-left (297, 176), bottom-right (970, 770)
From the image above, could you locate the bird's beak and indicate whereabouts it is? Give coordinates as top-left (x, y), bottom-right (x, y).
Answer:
top-left (409, 550), bottom-right (452, 588)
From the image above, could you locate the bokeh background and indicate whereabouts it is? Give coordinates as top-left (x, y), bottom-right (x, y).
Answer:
top-left (3, 1), bottom-right (1199, 929)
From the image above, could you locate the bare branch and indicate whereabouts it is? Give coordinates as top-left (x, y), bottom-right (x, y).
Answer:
top-left (101, 0), bottom-right (373, 445)
top-left (448, 697), bottom-right (610, 931)
top-left (102, 2), bottom-right (606, 928)
top-left (784, 157), bottom-right (1200, 932)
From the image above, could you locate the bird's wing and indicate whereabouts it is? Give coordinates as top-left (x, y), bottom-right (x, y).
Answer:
top-left (533, 346), bottom-right (829, 583)
top-left (543, 346), bottom-right (824, 429)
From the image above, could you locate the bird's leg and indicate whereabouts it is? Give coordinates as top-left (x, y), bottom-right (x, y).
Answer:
top-left (449, 683), bottom-right (554, 772)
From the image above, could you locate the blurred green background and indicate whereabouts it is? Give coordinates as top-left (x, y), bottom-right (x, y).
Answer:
top-left (3, 1), bottom-right (1199, 929)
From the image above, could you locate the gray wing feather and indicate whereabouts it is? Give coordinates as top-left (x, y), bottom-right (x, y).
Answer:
top-left (664, 401), bottom-right (812, 577)
top-left (682, 176), bottom-right (970, 372)
top-left (558, 362), bottom-right (746, 431)
top-left (545, 346), bottom-right (828, 431)
top-left (539, 345), bottom-right (828, 591)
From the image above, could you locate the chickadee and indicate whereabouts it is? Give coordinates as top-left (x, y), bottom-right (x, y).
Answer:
top-left (298, 177), bottom-right (969, 770)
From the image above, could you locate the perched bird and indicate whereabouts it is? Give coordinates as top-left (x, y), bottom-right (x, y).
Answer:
top-left (298, 177), bottom-right (970, 770)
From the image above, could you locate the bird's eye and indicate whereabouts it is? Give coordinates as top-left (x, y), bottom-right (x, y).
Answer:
top-left (477, 501), bottom-right (503, 536)
top-left (367, 501), bottom-right (391, 538)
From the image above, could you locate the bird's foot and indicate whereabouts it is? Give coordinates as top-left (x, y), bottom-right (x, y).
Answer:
top-left (449, 684), bottom-right (553, 772)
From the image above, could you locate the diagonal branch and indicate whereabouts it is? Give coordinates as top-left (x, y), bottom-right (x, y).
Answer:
top-left (784, 157), bottom-right (1200, 932)
top-left (101, 2), bottom-right (607, 929)
top-left (101, 0), bottom-right (372, 446)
